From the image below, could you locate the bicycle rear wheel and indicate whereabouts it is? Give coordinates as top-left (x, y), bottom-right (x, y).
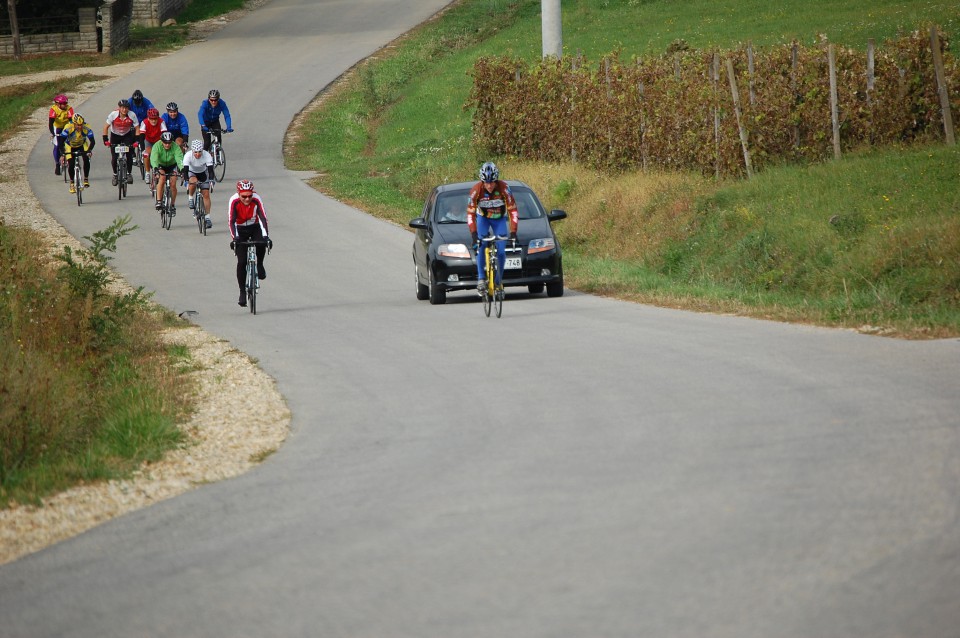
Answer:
top-left (118, 161), bottom-right (126, 200)
top-left (247, 263), bottom-right (258, 314)
top-left (196, 193), bottom-right (206, 235)
top-left (137, 151), bottom-right (146, 182)
top-left (214, 146), bottom-right (226, 183)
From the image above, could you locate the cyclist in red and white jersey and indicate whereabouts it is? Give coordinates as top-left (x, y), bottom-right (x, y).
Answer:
top-left (138, 107), bottom-right (167, 184)
top-left (228, 179), bottom-right (271, 307)
top-left (103, 98), bottom-right (140, 185)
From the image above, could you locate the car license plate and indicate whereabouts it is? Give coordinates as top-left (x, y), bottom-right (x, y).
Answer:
top-left (505, 256), bottom-right (522, 270)
top-left (114, 145), bottom-right (128, 154)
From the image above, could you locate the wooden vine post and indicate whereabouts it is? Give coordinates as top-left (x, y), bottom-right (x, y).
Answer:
top-left (726, 58), bottom-right (753, 178)
top-left (712, 53), bottom-right (721, 179)
top-left (828, 44), bottom-right (842, 159)
top-left (929, 26), bottom-right (956, 146)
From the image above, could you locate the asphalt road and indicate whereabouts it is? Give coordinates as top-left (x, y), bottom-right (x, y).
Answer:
top-left (3, 1), bottom-right (960, 636)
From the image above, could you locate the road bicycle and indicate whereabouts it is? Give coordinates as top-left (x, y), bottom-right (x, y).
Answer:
top-left (236, 239), bottom-right (270, 314)
top-left (155, 169), bottom-right (178, 230)
top-left (114, 143), bottom-right (130, 200)
top-left (209, 129), bottom-right (228, 183)
top-left (478, 233), bottom-right (511, 318)
top-left (131, 141), bottom-right (146, 183)
top-left (191, 180), bottom-right (213, 235)
top-left (66, 150), bottom-right (88, 207)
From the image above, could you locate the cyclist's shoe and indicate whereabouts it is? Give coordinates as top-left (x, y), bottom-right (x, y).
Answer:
top-left (55, 164), bottom-right (61, 176)
top-left (126, 173), bottom-right (133, 184)
top-left (205, 216), bottom-right (213, 229)
top-left (155, 201), bottom-right (162, 210)
top-left (83, 179), bottom-right (90, 188)
top-left (257, 265), bottom-right (266, 280)
top-left (69, 183), bottom-right (76, 194)
top-left (112, 173), bottom-right (118, 186)
top-left (477, 280), bottom-right (486, 295)
top-left (188, 199), bottom-right (195, 209)
top-left (238, 292), bottom-right (247, 307)
top-left (169, 205), bottom-right (176, 216)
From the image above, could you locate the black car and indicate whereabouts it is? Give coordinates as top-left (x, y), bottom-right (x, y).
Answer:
top-left (409, 180), bottom-right (567, 304)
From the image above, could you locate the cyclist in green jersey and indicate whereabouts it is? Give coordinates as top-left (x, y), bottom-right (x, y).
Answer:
top-left (151, 131), bottom-right (184, 214)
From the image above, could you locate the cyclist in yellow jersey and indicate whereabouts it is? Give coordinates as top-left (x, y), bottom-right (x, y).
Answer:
top-left (48, 94), bottom-right (74, 176)
top-left (58, 114), bottom-right (96, 193)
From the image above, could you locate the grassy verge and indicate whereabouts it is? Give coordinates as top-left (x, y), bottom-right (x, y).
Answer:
top-left (0, 2), bottom-right (247, 508)
top-left (0, 218), bottom-right (190, 506)
top-left (288, 0), bottom-right (960, 337)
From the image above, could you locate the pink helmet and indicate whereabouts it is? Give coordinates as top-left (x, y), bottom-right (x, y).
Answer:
top-left (147, 107), bottom-right (160, 118)
top-left (54, 94), bottom-right (68, 106)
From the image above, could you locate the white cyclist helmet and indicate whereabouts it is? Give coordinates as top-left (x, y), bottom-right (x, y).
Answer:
top-left (190, 139), bottom-right (204, 153)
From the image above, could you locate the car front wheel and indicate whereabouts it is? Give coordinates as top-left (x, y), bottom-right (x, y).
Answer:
top-left (415, 263), bottom-right (429, 300)
top-left (546, 277), bottom-right (564, 298)
top-left (428, 266), bottom-right (446, 305)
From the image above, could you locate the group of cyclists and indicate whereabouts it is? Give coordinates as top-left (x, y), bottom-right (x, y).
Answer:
top-left (48, 89), bottom-right (272, 308)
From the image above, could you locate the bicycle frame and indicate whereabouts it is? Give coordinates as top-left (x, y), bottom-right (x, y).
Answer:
top-left (480, 233), bottom-right (508, 318)
top-left (236, 240), bottom-right (268, 315)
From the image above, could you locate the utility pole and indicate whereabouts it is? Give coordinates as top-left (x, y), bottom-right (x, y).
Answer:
top-left (7, 0), bottom-right (22, 60)
top-left (542, 0), bottom-right (561, 58)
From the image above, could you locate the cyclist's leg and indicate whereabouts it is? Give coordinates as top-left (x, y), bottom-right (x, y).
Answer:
top-left (65, 149), bottom-right (77, 188)
top-left (109, 132), bottom-right (121, 175)
top-left (143, 142), bottom-right (152, 174)
top-left (81, 148), bottom-right (91, 182)
top-left (201, 179), bottom-right (212, 212)
top-left (491, 217), bottom-right (508, 285)
top-left (235, 228), bottom-right (251, 292)
top-left (123, 132), bottom-right (135, 175)
top-left (476, 215), bottom-right (491, 282)
top-left (156, 170), bottom-right (166, 207)
top-left (169, 168), bottom-right (178, 206)
top-left (202, 128), bottom-right (213, 152)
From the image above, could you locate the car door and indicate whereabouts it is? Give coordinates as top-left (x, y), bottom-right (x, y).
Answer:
top-left (412, 189), bottom-right (438, 277)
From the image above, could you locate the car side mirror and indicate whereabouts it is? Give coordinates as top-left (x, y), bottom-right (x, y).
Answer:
top-left (409, 217), bottom-right (428, 230)
top-left (547, 209), bottom-right (567, 222)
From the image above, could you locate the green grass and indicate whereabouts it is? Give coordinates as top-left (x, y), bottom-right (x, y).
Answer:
top-left (0, 2), bottom-right (244, 508)
top-left (289, 0), bottom-right (960, 337)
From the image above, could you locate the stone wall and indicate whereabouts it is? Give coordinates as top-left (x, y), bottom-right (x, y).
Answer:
top-left (0, 8), bottom-right (98, 56)
top-left (132, 0), bottom-right (192, 27)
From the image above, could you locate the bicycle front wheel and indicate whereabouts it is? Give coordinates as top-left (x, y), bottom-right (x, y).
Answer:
top-left (137, 153), bottom-right (146, 182)
top-left (214, 146), bottom-right (226, 183)
top-left (495, 285), bottom-right (503, 318)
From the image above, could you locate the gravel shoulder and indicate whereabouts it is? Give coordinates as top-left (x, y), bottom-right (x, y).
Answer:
top-left (0, 2), bottom-right (290, 566)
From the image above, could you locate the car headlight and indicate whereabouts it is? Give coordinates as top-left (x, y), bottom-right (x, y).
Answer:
top-left (438, 243), bottom-right (472, 259)
top-left (526, 238), bottom-right (556, 254)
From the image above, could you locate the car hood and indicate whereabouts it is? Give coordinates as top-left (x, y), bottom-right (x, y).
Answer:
top-left (433, 217), bottom-right (554, 244)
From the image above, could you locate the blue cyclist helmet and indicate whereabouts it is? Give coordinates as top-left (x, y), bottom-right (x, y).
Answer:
top-left (479, 161), bottom-right (499, 183)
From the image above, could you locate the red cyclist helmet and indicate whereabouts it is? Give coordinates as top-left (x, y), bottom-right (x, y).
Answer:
top-left (54, 94), bottom-right (68, 106)
top-left (236, 179), bottom-right (254, 193)
top-left (147, 107), bottom-right (160, 118)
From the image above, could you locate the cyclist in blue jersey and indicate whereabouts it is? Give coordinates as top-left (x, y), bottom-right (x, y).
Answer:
top-left (128, 89), bottom-right (156, 125)
top-left (198, 89), bottom-right (233, 152)
top-left (162, 102), bottom-right (190, 150)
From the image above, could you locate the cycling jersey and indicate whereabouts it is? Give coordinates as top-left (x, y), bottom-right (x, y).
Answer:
top-left (139, 117), bottom-right (167, 145)
top-left (150, 142), bottom-right (184, 170)
top-left (183, 150), bottom-right (215, 180)
top-left (199, 98), bottom-right (232, 130)
top-left (59, 123), bottom-right (95, 150)
top-left (105, 110), bottom-right (139, 136)
top-left (48, 104), bottom-right (74, 133)
top-left (161, 112), bottom-right (190, 139)
top-left (227, 192), bottom-right (269, 239)
top-left (129, 96), bottom-right (155, 124)
top-left (466, 180), bottom-right (519, 234)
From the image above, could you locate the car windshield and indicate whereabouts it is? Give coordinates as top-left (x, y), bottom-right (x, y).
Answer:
top-left (435, 188), bottom-right (544, 223)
